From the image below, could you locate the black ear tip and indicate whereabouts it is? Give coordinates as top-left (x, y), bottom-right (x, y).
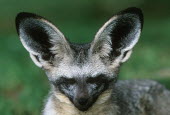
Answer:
top-left (121, 7), bottom-right (142, 14)
top-left (15, 12), bottom-right (42, 34)
top-left (16, 12), bottom-right (41, 21)
top-left (120, 7), bottom-right (144, 29)
top-left (16, 12), bottom-right (40, 25)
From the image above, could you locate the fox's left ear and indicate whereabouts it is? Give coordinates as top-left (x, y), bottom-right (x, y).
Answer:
top-left (90, 7), bottom-right (143, 63)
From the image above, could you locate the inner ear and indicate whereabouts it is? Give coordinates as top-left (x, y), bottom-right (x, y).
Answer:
top-left (109, 14), bottom-right (141, 55)
top-left (90, 7), bottom-right (143, 62)
top-left (16, 12), bottom-right (72, 68)
top-left (20, 19), bottom-right (53, 56)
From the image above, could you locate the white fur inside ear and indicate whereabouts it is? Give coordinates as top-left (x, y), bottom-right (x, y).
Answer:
top-left (94, 16), bottom-right (118, 40)
top-left (123, 29), bottom-right (141, 52)
top-left (121, 50), bottom-right (132, 63)
top-left (20, 34), bottom-right (39, 56)
top-left (30, 54), bottom-right (42, 68)
top-left (90, 16), bottom-right (118, 57)
top-left (41, 19), bottom-right (71, 56)
top-left (120, 29), bottom-right (141, 63)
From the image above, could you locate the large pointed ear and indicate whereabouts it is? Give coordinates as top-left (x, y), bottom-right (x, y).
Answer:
top-left (90, 7), bottom-right (143, 63)
top-left (16, 12), bottom-right (72, 68)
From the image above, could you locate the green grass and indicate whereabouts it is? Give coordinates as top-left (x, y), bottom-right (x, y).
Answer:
top-left (0, 35), bottom-right (48, 114)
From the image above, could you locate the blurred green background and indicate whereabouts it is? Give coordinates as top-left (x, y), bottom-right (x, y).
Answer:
top-left (0, 0), bottom-right (170, 114)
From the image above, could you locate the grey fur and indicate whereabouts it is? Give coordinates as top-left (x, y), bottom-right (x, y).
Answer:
top-left (16, 7), bottom-right (170, 115)
top-left (113, 80), bottom-right (170, 115)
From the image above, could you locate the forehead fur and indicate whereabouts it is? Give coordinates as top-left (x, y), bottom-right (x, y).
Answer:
top-left (46, 43), bottom-right (118, 81)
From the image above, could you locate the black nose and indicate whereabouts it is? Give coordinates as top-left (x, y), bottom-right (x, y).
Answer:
top-left (78, 98), bottom-right (88, 105)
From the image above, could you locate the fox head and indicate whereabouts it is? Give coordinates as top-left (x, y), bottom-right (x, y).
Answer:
top-left (16, 7), bottom-right (143, 111)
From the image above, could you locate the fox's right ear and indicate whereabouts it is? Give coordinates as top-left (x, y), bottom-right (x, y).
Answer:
top-left (16, 12), bottom-right (72, 68)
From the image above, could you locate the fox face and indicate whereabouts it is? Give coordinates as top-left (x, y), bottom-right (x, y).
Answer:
top-left (16, 7), bottom-right (143, 111)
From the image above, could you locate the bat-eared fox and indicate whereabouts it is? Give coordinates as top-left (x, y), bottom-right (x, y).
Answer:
top-left (16, 7), bottom-right (170, 115)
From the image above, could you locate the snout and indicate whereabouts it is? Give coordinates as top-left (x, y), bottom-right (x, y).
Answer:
top-left (78, 97), bottom-right (89, 105)
top-left (74, 97), bottom-right (92, 111)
